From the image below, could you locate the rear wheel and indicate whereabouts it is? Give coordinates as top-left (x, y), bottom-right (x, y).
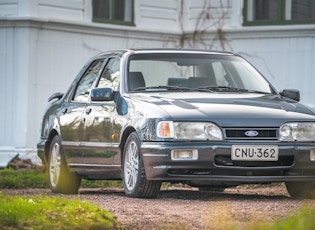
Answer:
top-left (48, 135), bottom-right (81, 194)
top-left (122, 132), bottom-right (161, 198)
top-left (285, 181), bottom-right (315, 199)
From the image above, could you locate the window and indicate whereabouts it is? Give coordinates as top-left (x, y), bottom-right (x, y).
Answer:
top-left (73, 59), bottom-right (104, 102)
top-left (244, 0), bottom-right (315, 25)
top-left (128, 54), bottom-right (273, 94)
top-left (92, 0), bottom-right (134, 25)
top-left (97, 58), bottom-right (120, 89)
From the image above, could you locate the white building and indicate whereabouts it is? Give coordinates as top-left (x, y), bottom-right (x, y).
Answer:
top-left (0, 0), bottom-right (314, 162)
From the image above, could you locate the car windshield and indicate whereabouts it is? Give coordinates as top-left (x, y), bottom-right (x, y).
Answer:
top-left (127, 53), bottom-right (274, 94)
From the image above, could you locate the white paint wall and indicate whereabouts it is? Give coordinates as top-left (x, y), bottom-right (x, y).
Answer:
top-left (0, 18), bottom-right (178, 159)
top-left (0, 0), bottom-right (314, 161)
top-left (229, 27), bottom-right (315, 107)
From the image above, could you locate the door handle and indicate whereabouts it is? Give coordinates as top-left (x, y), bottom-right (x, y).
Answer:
top-left (85, 108), bottom-right (92, 115)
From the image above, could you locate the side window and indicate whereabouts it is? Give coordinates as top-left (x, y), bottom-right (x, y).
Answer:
top-left (92, 0), bottom-right (134, 26)
top-left (73, 59), bottom-right (104, 102)
top-left (97, 58), bottom-right (120, 89)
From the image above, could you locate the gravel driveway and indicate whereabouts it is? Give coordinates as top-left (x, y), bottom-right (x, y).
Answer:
top-left (2, 183), bottom-right (315, 229)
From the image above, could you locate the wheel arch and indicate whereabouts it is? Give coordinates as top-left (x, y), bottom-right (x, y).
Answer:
top-left (44, 129), bottom-right (59, 163)
top-left (119, 126), bottom-right (137, 165)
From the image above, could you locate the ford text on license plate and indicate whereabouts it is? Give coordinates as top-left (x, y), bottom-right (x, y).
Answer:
top-left (231, 145), bottom-right (279, 161)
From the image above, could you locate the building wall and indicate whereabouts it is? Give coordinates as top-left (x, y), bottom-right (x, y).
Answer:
top-left (229, 27), bottom-right (315, 107)
top-left (0, 0), bottom-right (314, 160)
top-left (0, 22), bottom-right (32, 156)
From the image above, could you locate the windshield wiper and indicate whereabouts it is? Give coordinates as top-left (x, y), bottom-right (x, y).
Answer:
top-left (132, 85), bottom-right (269, 94)
top-left (198, 86), bottom-right (269, 94)
top-left (132, 85), bottom-right (195, 92)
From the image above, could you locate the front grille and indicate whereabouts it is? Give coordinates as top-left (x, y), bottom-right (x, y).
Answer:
top-left (224, 128), bottom-right (278, 140)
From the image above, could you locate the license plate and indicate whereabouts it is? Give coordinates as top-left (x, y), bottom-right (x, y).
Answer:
top-left (231, 145), bottom-right (279, 161)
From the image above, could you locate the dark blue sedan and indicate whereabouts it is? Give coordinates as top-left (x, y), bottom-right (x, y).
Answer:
top-left (37, 49), bottom-right (315, 198)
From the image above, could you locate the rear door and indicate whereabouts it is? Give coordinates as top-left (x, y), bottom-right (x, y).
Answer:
top-left (59, 59), bottom-right (105, 166)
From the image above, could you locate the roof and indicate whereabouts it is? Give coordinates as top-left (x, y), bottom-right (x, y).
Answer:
top-left (94, 48), bottom-right (235, 59)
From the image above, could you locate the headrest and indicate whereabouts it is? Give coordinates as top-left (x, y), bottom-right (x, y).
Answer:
top-left (128, 72), bottom-right (145, 91)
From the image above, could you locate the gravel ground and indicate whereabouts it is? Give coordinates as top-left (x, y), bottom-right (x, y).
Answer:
top-left (2, 183), bottom-right (315, 230)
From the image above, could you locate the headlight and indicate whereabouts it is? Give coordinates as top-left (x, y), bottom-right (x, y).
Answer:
top-left (157, 121), bottom-right (223, 140)
top-left (279, 122), bottom-right (315, 141)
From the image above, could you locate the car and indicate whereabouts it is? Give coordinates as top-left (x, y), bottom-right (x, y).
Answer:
top-left (37, 48), bottom-right (315, 198)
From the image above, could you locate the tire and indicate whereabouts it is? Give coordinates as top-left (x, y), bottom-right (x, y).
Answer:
top-left (285, 181), bottom-right (315, 199)
top-left (122, 132), bottom-right (161, 198)
top-left (48, 135), bottom-right (81, 194)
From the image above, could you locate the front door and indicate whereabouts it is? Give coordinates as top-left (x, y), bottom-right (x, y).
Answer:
top-left (81, 57), bottom-right (122, 173)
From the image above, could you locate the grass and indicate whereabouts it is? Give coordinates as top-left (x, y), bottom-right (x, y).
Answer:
top-left (241, 206), bottom-right (315, 230)
top-left (0, 192), bottom-right (120, 229)
top-left (81, 179), bottom-right (123, 189)
top-left (0, 168), bottom-right (123, 189)
top-left (0, 168), bottom-right (122, 229)
top-left (0, 168), bottom-right (48, 189)
top-left (205, 202), bottom-right (315, 230)
top-left (2, 168), bottom-right (315, 229)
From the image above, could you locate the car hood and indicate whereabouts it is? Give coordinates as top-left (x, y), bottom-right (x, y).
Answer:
top-left (127, 92), bottom-right (315, 127)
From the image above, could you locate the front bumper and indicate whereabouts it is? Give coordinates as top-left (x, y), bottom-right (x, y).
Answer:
top-left (141, 141), bottom-right (315, 183)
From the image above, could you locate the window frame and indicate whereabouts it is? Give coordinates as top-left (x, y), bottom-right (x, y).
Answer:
top-left (92, 0), bottom-right (135, 26)
top-left (243, 0), bottom-right (315, 26)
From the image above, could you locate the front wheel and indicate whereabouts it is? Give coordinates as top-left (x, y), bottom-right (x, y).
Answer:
top-left (122, 132), bottom-right (161, 198)
top-left (48, 135), bottom-right (81, 194)
top-left (285, 181), bottom-right (315, 199)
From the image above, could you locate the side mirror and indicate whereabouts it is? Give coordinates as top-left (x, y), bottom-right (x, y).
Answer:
top-left (280, 89), bottom-right (300, 102)
top-left (90, 88), bottom-right (114, 101)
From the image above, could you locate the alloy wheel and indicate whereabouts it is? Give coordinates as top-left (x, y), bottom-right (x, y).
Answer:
top-left (124, 140), bottom-right (139, 191)
top-left (49, 142), bottom-right (61, 188)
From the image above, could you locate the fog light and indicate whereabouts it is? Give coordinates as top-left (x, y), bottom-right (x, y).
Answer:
top-left (171, 149), bottom-right (198, 160)
top-left (310, 150), bottom-right (315, 161)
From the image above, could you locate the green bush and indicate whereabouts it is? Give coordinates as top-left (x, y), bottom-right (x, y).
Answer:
top-left (0, 193), bottom-right (120, 229)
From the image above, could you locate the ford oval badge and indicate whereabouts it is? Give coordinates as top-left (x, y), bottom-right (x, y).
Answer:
top-left (245, 130), bottom-right (259, 137)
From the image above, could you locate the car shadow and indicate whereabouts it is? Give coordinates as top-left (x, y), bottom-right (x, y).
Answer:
top-left (78, 187), bottom-right (292, 201)
top-left (160, 189), bottom-right (290, 201)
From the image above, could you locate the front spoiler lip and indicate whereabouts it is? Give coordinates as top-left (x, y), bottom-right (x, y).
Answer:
top-left (150, 168), bottom-right (315, 183)
top-left (150, 174), bottom-right (315, 182)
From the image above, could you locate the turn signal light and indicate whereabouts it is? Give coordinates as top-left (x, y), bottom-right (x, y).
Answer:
top-left (157, 121), bottom-right (174, 138)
